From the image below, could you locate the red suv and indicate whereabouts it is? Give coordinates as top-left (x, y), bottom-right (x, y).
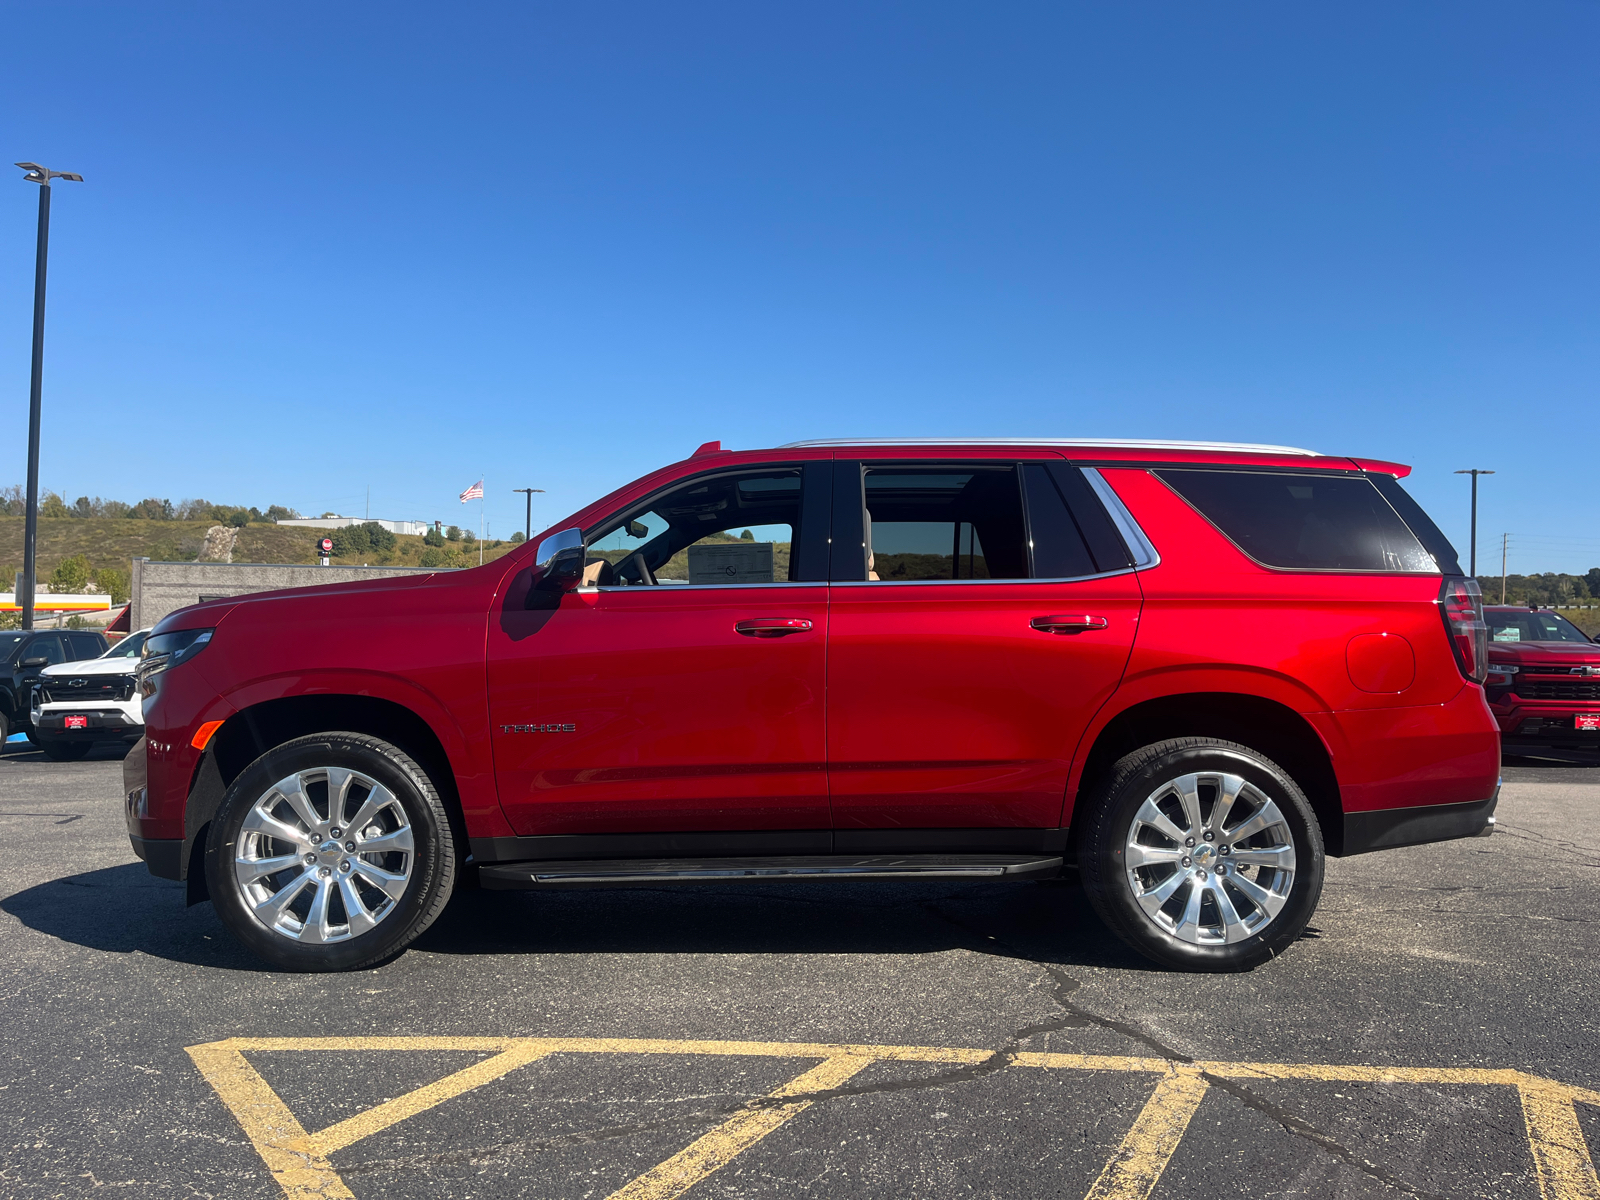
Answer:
top-left (124, 439), bottom-right (1500, 973)
top-left (1483, 606), bottom-right (1600, 744)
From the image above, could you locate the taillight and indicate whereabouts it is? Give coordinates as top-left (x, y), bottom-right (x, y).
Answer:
top-left (1439, 577), bottom-right (1488, 684)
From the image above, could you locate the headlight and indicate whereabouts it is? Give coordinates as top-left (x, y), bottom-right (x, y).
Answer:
top-left (139, 628), bottom-right (214, 697)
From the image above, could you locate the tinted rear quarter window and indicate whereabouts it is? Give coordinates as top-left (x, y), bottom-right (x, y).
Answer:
top-left (1156, 470), bottom-right (1439, 573)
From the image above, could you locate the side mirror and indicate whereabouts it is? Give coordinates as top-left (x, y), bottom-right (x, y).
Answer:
top-left (535, 528), bottom-right (586, 592)
top-left (20, 656), bottom-right (48, 668)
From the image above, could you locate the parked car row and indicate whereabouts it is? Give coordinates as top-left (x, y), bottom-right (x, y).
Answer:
top-left (1, 628), bottom-right (148, 760)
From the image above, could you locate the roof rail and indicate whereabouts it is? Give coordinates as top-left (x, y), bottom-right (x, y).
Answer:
top-left (777, 437), bottom-right (1322, 455)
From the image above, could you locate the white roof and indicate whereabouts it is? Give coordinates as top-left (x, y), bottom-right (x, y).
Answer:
top-left (778, 438), bottom-right (1321, 455)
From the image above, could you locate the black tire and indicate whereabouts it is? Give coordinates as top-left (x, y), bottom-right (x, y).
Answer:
top-left (39, 739), bottom-right (93, 762)
top-left (0, 708), bottom-right (9, 747)
top-left (205, 732), bottom-right (456, 972)
top-left (1079, 738), bottom-right (1324, 972)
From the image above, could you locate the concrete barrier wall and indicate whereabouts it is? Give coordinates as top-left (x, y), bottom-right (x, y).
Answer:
top-left (130, 559), bottom-right (449, 630)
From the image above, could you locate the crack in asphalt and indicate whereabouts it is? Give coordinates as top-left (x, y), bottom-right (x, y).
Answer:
top-left (345, 886), bottom-right (1448, 1196)
top-left (918, 892), bottom-right (1451, 1200)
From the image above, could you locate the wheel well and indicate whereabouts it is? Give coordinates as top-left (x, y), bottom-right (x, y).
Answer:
top-left (183, 695), bottom-right (469, 903)
top-left (1072, 693), bottom-right (1345, 856)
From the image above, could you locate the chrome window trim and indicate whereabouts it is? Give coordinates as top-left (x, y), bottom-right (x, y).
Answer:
top-left (827, 568), bottom-right (1139, 588)
top-left (1082, 468), bottom-right (1160, 570)
top-left (590, 580), bottom-right (823, 593)
top-left (592, 569), bottom-right (1141, 592)
top-left (780, 437), bottom-right (1320, 456)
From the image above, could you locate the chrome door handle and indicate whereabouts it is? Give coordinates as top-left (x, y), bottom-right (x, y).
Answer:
top-left (735, 618), bottom-right (814, 638)
top-left (1030, 615), bottom-right (1109, 635)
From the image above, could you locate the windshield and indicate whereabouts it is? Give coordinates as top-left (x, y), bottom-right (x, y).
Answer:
top-left (1486, 611), bottom-right (1593, 645)
top-left (102, 631), bottom-right (148, 659)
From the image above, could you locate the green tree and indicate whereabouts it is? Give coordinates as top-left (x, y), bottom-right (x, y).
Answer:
top-left (329, 525), bottom-right (368, 557)
top-left (72, 496), bottom-right (95, 518)
top-left (445, 526), bottom-right (462, 542)
top-left (91, 567), bottom-right (131, 605)
top-left (424, 526), bottom-right (446, 547)
top-left (419, 547), bottom-right (449, 568)
top-left (265, 505), bottom-right (299, 522)
top-left (50, 554), bottom-right (92, 593)
top-left (509, 531), bottom-right (526, 544)
top-left (228, 509), bottom-right (251, 528)
top-left (39, 491), bottom-right (69, 518)
top-left (362, 521), bottom-right (397, 552)
top-left (460, 528), bottom-right (476, 546)
top-left (128, 498), bottom-right (173, 520)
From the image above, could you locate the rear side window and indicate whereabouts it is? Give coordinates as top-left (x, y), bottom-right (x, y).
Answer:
top-left (1156, 470), bottom-right (1439, 573)
top-left (68, 634), bottom-right (102, 659)
top-left (1021, 464), bottom-right (1097, 579)
top-left (863, 465), bottom-right (1029, 581)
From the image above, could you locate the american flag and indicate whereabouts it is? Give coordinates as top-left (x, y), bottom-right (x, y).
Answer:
top-left (459, 479), bottom-right (484, 502)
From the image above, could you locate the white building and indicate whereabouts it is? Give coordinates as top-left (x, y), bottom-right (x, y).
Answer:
top-left (276, 517), bottom-right (431, 537)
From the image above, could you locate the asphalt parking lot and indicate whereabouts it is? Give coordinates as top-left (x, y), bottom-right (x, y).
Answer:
top-left (1, 742), bottom-right (1597, 1199)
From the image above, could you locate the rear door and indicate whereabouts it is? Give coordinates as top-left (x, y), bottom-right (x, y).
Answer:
top-left (488, 460), bottom-right (835, 838)
top-left (825, 456), bottom-right (1143, 832)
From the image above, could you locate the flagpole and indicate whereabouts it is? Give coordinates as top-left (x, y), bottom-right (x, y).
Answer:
top-left (479, 479), bottom-right (485, 566)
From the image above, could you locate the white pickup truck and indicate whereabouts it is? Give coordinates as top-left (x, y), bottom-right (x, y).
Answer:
top-left (30, 630), bottom-right (149, 761)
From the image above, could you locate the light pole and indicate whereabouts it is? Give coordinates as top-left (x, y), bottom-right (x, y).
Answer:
top-left (512, 487), bottom-right (545, 542)
top-left (15, 163), bottom-right (84, 630)
top-left (1453, 469), bottom-right (1495, 578)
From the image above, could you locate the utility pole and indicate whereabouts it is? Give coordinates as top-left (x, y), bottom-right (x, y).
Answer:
top-left (1453, 469), bottom-right (1495, 578)
top-left (1501, 534), bottom-right (1508, 605)
top-left (513, 487), bottom-right (545, 542)
top-left (15, 163), bottom-right (84, 630)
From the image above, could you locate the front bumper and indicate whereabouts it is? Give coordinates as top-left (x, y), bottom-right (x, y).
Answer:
top-left (33, 704), bottom-right (143, 739)
top-left (1491, 695), bottom-right (1600, 740)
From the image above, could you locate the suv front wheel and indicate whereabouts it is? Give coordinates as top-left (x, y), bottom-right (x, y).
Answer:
top-left (205, 732), bottom-right (456, 972)
top-left (1079, 738), bottom-right (1324, 972)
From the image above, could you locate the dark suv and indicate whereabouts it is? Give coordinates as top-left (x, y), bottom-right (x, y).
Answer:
top-left (0, 628), bottom-right (108, 746)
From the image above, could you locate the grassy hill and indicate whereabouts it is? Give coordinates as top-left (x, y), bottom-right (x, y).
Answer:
top-left (0, 517), bottom-right (519, 585)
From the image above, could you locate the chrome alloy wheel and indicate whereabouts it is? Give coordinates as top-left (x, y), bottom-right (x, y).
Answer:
top-left (1123, 771), bottom-right (1297, 946)
top-left (234, 766), bottom-right (415, 944)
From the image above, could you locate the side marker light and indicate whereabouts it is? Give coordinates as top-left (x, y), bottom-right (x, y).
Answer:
top-left (191, 720), bottom-right (225, 751)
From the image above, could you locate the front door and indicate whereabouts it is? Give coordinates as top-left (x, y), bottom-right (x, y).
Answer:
top-left (826, 458), bottom-right (1142, 831)
top-left (487, 461), bottom-right (833, 838)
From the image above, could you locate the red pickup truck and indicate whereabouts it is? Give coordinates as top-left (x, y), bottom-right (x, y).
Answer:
top-left (1483, 606), bottom-right (1600, 744)
top-left (125, 439), bottom-right (1500, 973)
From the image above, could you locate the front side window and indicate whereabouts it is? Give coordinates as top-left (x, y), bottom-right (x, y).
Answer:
top-left (1487, 611), bottom-right (1592, 644)
top-left (862, 466), bottom-right (1028, 581)
top-left (28, 635), bottom-right (65, 665)
top-left (1156, 470), bottom-right (1438, 573)
top-left (104, 632), bottom-right (148, 659)
top-left (586, 468), bottom-right (805, 586)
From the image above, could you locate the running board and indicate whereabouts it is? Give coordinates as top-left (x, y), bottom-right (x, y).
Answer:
top-left (477, 853), bottom-right (1064, 890)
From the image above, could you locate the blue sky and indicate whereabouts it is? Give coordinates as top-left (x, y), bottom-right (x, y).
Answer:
top-left (3, 3), bottom-right (1597, 572)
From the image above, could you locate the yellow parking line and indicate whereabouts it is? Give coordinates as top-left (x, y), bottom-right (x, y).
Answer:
top-left (305, 1041), bottom-right (555, 1157)
top-left (185, 1042), bottom-right (352, 1200)
top-left (606, 1055), bottom-right (875, 1200)
top-left (187, 1037), bottom-right (1600, 1200)
top-left (1517, 1076), bottom-right (1600, 1200)
top-left (1085, 1067), bottom-right (1210, 1200)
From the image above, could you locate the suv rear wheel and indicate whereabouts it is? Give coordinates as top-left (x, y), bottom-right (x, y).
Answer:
top-left (1079, 738), bottom-right (1324, 972)
top-left (205, 732), bottom-right (456, 972)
